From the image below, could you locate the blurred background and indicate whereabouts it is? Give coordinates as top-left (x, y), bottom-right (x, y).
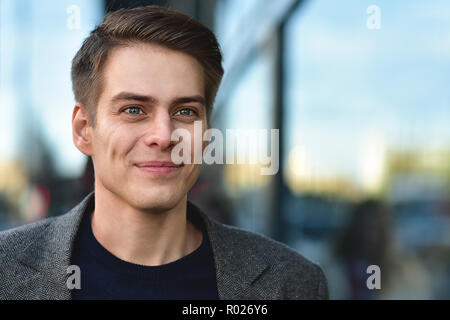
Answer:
top-left (1, 0), bottom-right (449, 299)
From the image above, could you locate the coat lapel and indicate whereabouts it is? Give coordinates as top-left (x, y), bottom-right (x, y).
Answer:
top-left (188, 202), bottom-right (270, 299)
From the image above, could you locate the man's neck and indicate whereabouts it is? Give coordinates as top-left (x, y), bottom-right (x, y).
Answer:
top-left (90, 185), bottom-right (203, 266)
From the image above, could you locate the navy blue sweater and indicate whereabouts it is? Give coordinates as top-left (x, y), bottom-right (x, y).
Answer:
top-left (71, 203), bottom-right (219, 300)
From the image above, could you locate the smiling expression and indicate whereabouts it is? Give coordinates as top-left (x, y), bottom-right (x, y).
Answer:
top-left (80, 43), bottom-right (208, 211)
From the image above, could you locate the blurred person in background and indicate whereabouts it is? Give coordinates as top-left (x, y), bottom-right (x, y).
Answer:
top-left (328, 199), bottom-right (431, 299)
top-left (0, 5), bottom-right (328, 300)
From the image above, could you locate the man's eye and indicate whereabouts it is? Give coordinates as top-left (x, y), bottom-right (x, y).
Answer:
top-left (175, 108), bottom-right (196, 116)
top-left (123, 106), bottom-right (143, 115)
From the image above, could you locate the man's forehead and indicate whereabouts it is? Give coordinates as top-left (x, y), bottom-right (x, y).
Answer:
top-left (100, 44), bottom-right (206, 102)
top-left (104, 43), bottom-right (204, 77)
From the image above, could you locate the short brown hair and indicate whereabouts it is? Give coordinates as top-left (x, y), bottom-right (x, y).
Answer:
top-left (71, 5), bottom-right (224, 125)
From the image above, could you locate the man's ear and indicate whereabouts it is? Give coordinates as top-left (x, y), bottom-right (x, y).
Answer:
top-left (72, 103), bottom-right (93, 156)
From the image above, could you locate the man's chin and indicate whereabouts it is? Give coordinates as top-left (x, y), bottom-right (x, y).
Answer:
top-left (129, 193), bottom-right (184, 213)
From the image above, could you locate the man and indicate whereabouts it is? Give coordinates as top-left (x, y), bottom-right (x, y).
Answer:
top-left (0, 6), bottom-right (328, 300)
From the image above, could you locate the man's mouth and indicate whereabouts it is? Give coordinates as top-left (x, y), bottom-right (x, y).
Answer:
top-left (134, 161), bottom-right (184, 175)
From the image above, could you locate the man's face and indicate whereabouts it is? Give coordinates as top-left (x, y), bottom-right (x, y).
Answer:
top-left (84, 43), bottom-right (207, 211)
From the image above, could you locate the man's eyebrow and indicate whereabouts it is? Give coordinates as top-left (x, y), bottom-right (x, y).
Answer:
top-left (111, 92), bottom-right (157, 103)
top-left (171, 95), bottom-right (205, 106)
top-left (110, 92), bottom-right (205, 106)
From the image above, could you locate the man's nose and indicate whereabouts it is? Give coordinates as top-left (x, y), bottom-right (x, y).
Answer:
top-left (142, 112), bottom-right (175, 151)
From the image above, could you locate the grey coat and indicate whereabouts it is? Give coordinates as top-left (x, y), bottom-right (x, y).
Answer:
top-left (0, 192), bottom-right (329, 300)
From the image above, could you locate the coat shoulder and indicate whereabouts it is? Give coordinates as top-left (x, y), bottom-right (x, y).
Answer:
top-left (0, 217), bottom-right (55, 257)
top-left (0, 193), bottom-right (90, 258)
top-left (211, 221), bottom-right (329, 299)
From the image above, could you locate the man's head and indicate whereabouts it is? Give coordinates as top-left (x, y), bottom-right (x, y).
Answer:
top-left (71, 6), bottom-right (223, 211)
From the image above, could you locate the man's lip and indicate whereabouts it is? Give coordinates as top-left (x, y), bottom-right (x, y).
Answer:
top-left (135, 161), bottom-right (183, 168)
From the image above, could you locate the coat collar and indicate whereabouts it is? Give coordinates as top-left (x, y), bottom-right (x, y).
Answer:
top-left (12, 192), bottom-right (269, 299)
